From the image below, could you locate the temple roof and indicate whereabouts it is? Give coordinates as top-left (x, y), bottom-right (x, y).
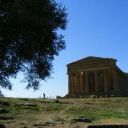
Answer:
top-left (67, 56), bottom-right (117, 66)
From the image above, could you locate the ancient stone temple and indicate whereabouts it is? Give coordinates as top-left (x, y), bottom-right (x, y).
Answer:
top-left (67, 56), bottom-right (128, 97)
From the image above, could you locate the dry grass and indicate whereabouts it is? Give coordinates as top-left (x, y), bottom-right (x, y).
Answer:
top-left (0, 97), bottom-right (128, 128)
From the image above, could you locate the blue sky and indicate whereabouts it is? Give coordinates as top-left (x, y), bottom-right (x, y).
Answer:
top-left (2, 0), bottom-right (128, 98)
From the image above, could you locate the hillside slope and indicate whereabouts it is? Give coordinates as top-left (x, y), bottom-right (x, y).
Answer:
top-left (0, 97), bottom-right (128, 128)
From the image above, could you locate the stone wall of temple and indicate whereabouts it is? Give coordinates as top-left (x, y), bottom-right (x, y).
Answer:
top-left (67, 57), bottom-right (128, 97)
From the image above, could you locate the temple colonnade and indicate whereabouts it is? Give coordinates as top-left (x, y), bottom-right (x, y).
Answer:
top-left (68, 69), bottom-right (114, 95)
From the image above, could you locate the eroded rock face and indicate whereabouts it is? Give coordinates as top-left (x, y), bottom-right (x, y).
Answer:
top-left (33, 120), bottom-right (65, 127)
top-left (87, 125), bottom-right (128, 128)
top-left (72, 117), bottom-right (92, 123)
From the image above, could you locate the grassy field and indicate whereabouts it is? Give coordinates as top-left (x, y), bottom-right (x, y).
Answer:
top-left (0, 97), bottom-right (128, 128)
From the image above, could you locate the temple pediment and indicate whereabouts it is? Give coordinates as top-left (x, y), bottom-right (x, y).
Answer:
top-left (67, 56), bottom-right (117, 72)
top-left (68, 56), bottom-right (116, 66)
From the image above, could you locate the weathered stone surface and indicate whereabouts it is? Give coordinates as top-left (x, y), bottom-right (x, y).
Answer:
top-left (33, 120), bottom-right (64, 127)
top-left (72, 117), bottom-right (92, 123)
top-left (67, 56), bottom-right (128, 97)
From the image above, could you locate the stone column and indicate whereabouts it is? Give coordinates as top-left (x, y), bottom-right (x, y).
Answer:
top-left (100, 71), bottom-right (105, 93)
top-left (71, 74), bottom-right (73, 94)
top-left (74, 73), bottom-right (76, 94)
top-left (68, 73), bottom-right (72, 94)
top-left (68, 73), bottom-right (71, 94)
top-left (80, 72), bottom-right (84, 94)
top-left (112, 69), bottom-right (118, 92)
top-left (94, 71), bottom-right (98, 93)
top-left (71, 74), bottom-right (74, 94)
top-left (102, 71), bottom-right (105, 93)
top-left (70, 74), bottom-right (73, 93)
top-left (103, 70), bottom-right (109, 93)
top-left (78, 72), bottom-right (81, 94)
top-left (82, 72), bottom-right (86, 93)
top-left (107, 70), bottom-right (112, 92)
top-left (85, 72), bottom-right (89, 94)
top-left (75, 73), bottom-right (79, 94)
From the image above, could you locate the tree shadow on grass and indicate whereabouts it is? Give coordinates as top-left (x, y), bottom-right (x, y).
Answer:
top-left (88, 125), bottom-right (128, 128)
top-left (0, 124), bottom-right (6, 128)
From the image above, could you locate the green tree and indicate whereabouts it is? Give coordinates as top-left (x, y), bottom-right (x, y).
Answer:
top-left (0, 0), bottom-right (67, 93)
